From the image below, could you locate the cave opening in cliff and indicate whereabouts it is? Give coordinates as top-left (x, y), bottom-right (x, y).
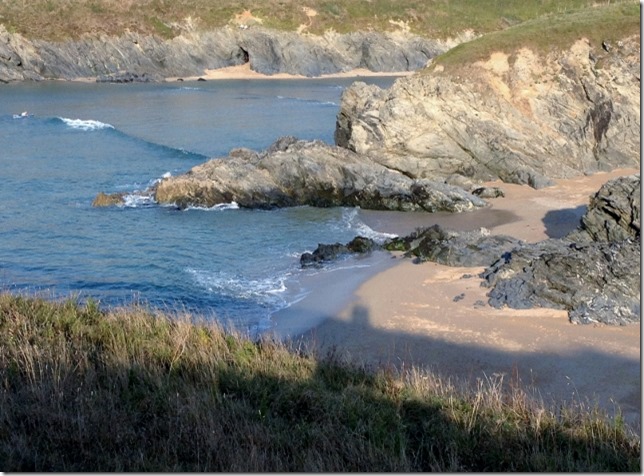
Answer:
top-left (240, 47), bottom-right (249, 64)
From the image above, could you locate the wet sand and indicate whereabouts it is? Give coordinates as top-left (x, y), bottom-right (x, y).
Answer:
top-left (273, 168), bottom-right (641, 429)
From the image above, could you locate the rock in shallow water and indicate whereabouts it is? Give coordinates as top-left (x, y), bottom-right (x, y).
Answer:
top-left (154, 137), bottom-right (487, 212)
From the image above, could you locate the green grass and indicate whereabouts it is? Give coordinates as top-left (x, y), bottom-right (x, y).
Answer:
top-left (432, 2), bottom-right (640, 70)
top-left (0, 293), bottom-right (639, 471)
top-left (0, 0), bottom-right (637, 41)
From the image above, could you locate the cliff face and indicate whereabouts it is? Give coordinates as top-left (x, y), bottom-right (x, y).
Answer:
top-left (0, 25), bottom-right (448, 82)
top-left (335, 36), bottom-right (640, 187)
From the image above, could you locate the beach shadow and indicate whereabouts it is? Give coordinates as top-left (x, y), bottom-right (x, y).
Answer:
top-left (542, 205), bottom-right (587, 238)
top-left (3, 302), bottom-right (639, 471)
top-left (292, 302), bottom-right (641, 433)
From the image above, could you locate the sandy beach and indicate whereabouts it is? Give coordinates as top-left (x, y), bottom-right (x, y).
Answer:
top-left (167, 63), bottom-right (414, 82)
top-left (274, 168), bottom-right (641, 429)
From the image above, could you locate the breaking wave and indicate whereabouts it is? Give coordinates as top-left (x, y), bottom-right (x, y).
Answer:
top-left (58, 117), bottom-right (114, 131)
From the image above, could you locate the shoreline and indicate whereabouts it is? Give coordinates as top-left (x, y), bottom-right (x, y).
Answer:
top-left (167, 63), bottom-right (415, 82)
top-left (272, 167), bottom-right (641, 428)
top-left (57, 64), bottom-right (415, 84)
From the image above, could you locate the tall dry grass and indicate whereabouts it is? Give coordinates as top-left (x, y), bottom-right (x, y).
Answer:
top-left (0, 293), bottom-right (639, 471)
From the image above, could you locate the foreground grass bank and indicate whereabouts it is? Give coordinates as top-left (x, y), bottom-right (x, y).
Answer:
top-left (0, 294), bottom-right (639, 471)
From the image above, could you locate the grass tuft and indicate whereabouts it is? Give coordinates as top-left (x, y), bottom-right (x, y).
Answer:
top-left (0, 293), bottom-right (639, 471)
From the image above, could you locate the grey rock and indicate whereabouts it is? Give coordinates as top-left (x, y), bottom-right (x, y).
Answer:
top-left (300, 236), bottom-right (379, 268)
top-left (481, 173), bottom-right (641, 325)
top-left (472, 186), bottom-right (505, 198)
top-left (334, 36), bottom-right (640, 187)
top-left (0, 25), bottom-right (450, 82)
top-left (384, 224), bottom-right (521, 266)
top-left (153, 137), bottom-right (487, 212)
top-left (96, 71), bottom-right (159, 83)
top-left (567, 174), bottom-right (640, 243)
top-left (482, 239), bottom-right (640, 325)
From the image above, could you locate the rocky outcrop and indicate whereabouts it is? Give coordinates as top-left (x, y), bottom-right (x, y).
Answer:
top-left (482, 239), bottom-right (640, 326)
top-left (304, 175), bottom-right (640, 325)
top-left (334, 36), bottom-right (640, 187)
top-left (482, 174), bottom-right (641, 325)
top-left (0, 25), bottom-right (448, 82)
top-left (567, 174), bottom-right (640, 242)
top-left (151, 137), bottom-right (487, 212)
top-left (300, 236), bottom-right (378, 268)
top-left (384, 225), bottom-right (520, 266)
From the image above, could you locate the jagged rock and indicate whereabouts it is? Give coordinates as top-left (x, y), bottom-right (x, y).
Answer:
top-left (334, 37), bottom-right (640, 187)
top-left (384, 224), bottom-right (520, 266)
top-left (481, 174), bottom-right (641, 325)
top-left (567, 174), bottom-right (640, 243)
top-left (92, 192), bottom-right (126, 207)
top-left (0, 25), bottom-right (450, 82)
top-left (153, 137), bottom-right (487, 212)
top-left (300, 236), bottom-right (379, 268)
top-left (481, 239), bottom-right (640, 325)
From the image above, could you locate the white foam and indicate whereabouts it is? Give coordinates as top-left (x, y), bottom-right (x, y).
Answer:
top-left (338, 207), bottom-right (398, 244)
top-left (121, 193), bottom-right (156, 208)
top-left (59, 117), bottom-right (114, 131)
top-left (185, 201), bottom-right (240, 212)
top-left (276, 96), bottom-right (338, 106)
top-left (186, 268), bottom-right (288, 301)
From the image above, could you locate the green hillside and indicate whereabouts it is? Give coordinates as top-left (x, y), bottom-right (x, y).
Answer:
top-left (0, 0), bottom-right (637, 41)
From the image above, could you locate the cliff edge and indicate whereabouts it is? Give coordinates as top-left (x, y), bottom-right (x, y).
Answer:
top-left (335, 34), bottom-right (639, 187)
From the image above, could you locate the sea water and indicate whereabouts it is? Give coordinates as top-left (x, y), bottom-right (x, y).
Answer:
top-left (0, 77), bottom-right (407, 334)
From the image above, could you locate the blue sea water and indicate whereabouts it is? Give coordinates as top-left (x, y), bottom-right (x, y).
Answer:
top-left (0, 77), bottom-right (403, 334)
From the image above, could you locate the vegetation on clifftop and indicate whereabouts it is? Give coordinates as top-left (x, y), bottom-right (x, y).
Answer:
top-left (0, 0), bottom-right (637, 41)
top-left (0, 294), bottom-right (639, 471)
top-left (432, 1), bottom-right (640, 69)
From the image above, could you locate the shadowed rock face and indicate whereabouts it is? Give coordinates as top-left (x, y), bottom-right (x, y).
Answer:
top-left (335, 37), bottom-right (640, 187)
top-left (153, 137), bottom-right (487, 212)
top-left (0, 26), bottom-right (448, 82)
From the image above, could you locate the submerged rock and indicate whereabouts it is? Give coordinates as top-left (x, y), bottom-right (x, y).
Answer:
top-left (154, 137), bottom-right (487, 212)
top-left (92, 192), bottom-right (126, 207)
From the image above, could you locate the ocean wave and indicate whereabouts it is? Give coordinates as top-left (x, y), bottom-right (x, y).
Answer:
top-left (186, 268), bottom-right (289, 302)
top-left (337, 207), bottom-right (398, 243)
top-left (276, 96), bottom-right (338, 107)
top-left (53, 117), bottom-right (208, 160)
top-left (58, 117), bottom-right (115, 131)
